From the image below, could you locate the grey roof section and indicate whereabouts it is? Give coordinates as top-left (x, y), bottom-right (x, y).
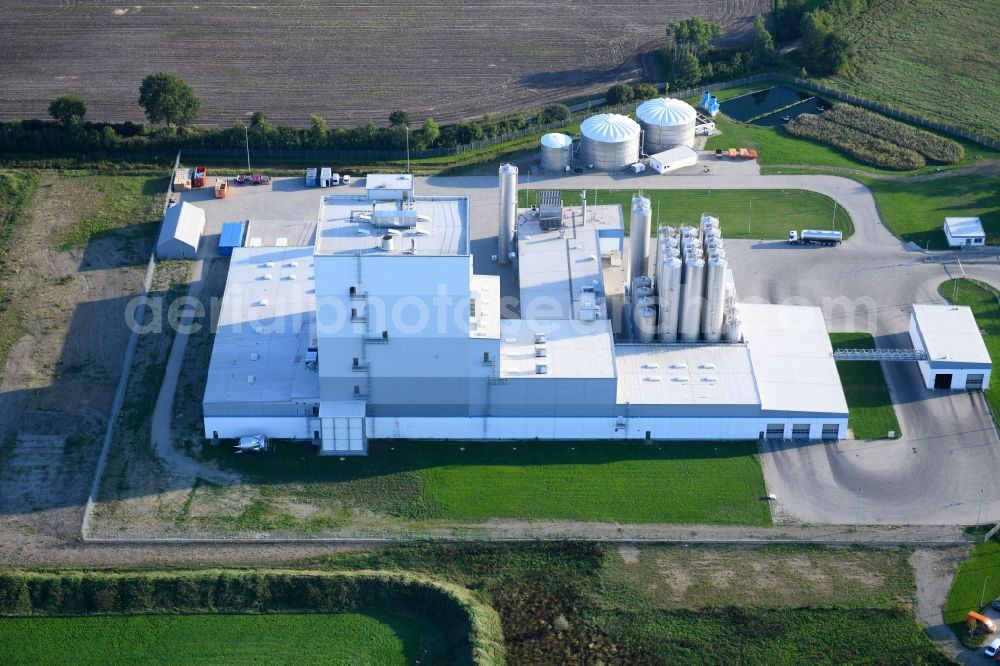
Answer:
top-left (616, 343), bottom-right (759, 406)
top-left (912, 304), bottom-right (991, 366)
top-left (315, 194), bottom-right (469, 256)
top-left (517, 204), bottom-right (622, 320)
top-left (203, 246), bottom-right (319, 406)
top-left (157, 201), bottom-right (205, 259)
top-left (739, 303), bottom-right (849, 415)
top-left (366, 173), bottom-right (414, 192)
top-left (499, 318), bottom-right (615, 379)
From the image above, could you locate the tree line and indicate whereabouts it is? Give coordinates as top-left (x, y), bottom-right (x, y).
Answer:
top-left (1, 72), bottom-right (576, 158)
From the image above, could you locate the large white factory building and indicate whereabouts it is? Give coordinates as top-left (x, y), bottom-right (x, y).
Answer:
top-left (203, 168), bottom-right (848, 454)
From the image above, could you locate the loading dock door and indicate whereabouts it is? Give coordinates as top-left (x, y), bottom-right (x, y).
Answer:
top-left (934, 373), bottom-right (953, 389)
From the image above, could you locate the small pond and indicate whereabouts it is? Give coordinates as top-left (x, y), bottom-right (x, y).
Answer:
top-left (752, 96), bottom-right (832, 126)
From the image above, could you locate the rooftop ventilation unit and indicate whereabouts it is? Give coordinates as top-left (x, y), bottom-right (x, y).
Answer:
top-left (671, 376), bottom-right (690, 382)
top-left (641, 363), bottom-right (660, 369)
top-left (535, 364), bottom-right (549, 375)
top-left (644, 376), bottom-right (662, 382)
top-left (701, 376), bottom-right (718, 382)
top-left (535, 347), bottom-right (548, 358)
top-left (699, 363), bottom-right (716, 369)
top-left (534, 333), bottom-right (547, 344)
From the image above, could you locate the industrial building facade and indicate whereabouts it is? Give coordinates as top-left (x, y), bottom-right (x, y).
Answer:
top-left (203, 171), bottom-right (848, 454)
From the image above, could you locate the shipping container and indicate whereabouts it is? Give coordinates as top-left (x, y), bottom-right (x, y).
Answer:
top-left (218, 221), bottom-right (247, 257)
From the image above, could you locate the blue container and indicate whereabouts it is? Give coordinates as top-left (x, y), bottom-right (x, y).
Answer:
top-left (219, 221), bottom-right (247, 257)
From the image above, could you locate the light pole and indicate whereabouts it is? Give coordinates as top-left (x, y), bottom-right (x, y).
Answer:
top-left (982, 575), bottom-right (991, 608)
top-left (405, 126), bottom-right (410, 174)
top-left (832, 201), bottom-right (838, 230)
top-left (747, 199), bottom-right (752, 238)
top-left (855, 488), bottom-right (863, 529)
top-left (977, 488), bottom-right (985, 528)
top-left (244, 124), bottom-right (251, 174)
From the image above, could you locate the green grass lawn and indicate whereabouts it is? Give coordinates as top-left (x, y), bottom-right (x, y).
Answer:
top-left (829, 333), bottom-right (902, 439)
top-left (0, 169), bottom-right (38, 375)
top-left (206, 440), bottom-right (771, 526)
top-left (56, 173), bottom-right (166, 250)
top-left (826, 0), bottom-right (1000, 142)
top-left (869, 175), bottom-right (1000, 249)
top-left (518, 188), bottom-right (852, 240)
top-left (0, 612), bottom-right (422, 666)
top-left (940, 278), bottom-right (1000, 421)
top-left (945, 537), bottom-right (1000, 643)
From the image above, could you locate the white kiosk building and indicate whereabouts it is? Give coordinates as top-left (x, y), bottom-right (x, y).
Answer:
top-left (909, 304), bottom-right (991, 390)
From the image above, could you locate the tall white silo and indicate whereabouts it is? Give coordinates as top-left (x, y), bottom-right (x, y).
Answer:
top-left (724, 306), bottom-right (743, 343)
top-left (679, 255), bottom-right (705, 342)
top-left (580, 113), bottom-right (641, 171)
top-left (540, 133), bottom-right (573, 171)
top-left (635, 98), bottom-right (697, 154)
top-left (701, 256), bottom-right (728, 342)
top-left (656, 256), bottom-right (683, 342)
top-left (629, 195), bottom-right (652, 285)
top-left (498, 163), bottom-right (518, 265)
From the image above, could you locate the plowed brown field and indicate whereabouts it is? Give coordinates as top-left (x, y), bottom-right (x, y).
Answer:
top-left (0, 0), bottom-right (767, 127)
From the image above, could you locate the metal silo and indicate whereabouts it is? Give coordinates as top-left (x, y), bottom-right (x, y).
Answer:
top-left (540, 133), bottom-right (573, 171)
top-left (679, 255), bottom-right (705, 342)
top-left (724, 306), bottom-right (743, 343)
top-left (701, 256), bottom-right (728, 342)
top-left (629, 195), bottom-right (652, 285)
top-left (656, 256), bottom-right (683, 342)
top-left (634, 304), bottom-right (658, 343)
top-left (635, 98), bottom-right (697, 153)
top-left (580, 113), bottom-right (641, 171)
top-left (498, 163), bottom-right (518, 265)
top-left (632, 274), bottom-right (652, 291)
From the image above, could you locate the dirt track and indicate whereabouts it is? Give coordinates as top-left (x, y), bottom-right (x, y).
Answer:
top-left (0, 0), bottom-right (768, 127)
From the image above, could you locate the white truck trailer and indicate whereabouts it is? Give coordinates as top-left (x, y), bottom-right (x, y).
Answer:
top-left (788, 229), bottom-right (843, 246)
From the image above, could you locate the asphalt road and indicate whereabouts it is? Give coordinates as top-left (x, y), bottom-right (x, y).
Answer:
top-left (418, 168), bottom-right (1000, 526)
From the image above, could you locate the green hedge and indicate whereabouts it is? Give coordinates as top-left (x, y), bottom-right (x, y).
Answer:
top-left (821, 105), bottom-right (964, 164)
top-left (0, 570), bottom-right (505, 666)
top-left (785, 113), bottom-right (926, 170)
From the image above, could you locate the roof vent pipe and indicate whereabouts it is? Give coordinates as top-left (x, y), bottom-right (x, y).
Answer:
top-left (380, 234), bottom-right (394, 251)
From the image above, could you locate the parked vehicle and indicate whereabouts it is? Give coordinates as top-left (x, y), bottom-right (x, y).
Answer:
top-left (987, 638), bottom-right (1000, 657)
top-left (320, 167), bottom-right (332, 187)
top-left (788, 229), bottom-right (843, 246)
top-left (331, 172), bottom-right (341, 185)
top-left (235, 434), bottom-right (270, 454)
top-left (193, 166), bottom-right (207, 188)
top-left (341, 174), bottom-right (351, 185)
top-left (991, 599), bottom-right (1000, 611)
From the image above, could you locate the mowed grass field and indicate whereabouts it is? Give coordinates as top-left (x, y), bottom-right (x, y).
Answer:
top-left (869, 175), bottom-right (1000, 249)
top-left (827, 0), bottom-right (1000, 141)
top-left (518, 188), bottom-right (852, 240)
top-left (206, 440), bottom-right (771, 527)
top-left (829, 333), bottom-right (901, 440)
top-left (0, 612), bottom-right (422, 666)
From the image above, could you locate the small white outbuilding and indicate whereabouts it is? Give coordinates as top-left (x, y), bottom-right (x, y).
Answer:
top-left (648, 146), bottom-right (699, 174)
top-left (909, 304), bottom-right (991, 390)
top-left (157, 201), bottom-right (205, 259)
top-left (943, 216), bottom-right (985, 247)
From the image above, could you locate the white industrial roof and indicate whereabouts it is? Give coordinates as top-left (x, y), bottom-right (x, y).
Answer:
top-left (204, 246), bottom-right (319, 405)
top-left (739, 304), bottom-right (848, 415)
top-left (635, 98), bottom-right (697, 126)
top-left (649, 146), bottom-right (699, 163)
top-left (158, 201), bottom-right (205, 250)
top-left (912, 304), bottom-right (990, 365)
top-left (580, 113), bottom-right (641, 142)
top-left (944, 217), bottom-right (984, 238)
top-left (517, 204), bottom-right (622, 320)
top-left (366, 173), bottom-right (413, 192)
top-left (615, 343), bottom-right (758, 405)
top-left (499, 318), bottom-right (615, 379)
top-left (315, 194), bottom-right (468, 256)
top-left (540, 133), bottom-right (573, 148)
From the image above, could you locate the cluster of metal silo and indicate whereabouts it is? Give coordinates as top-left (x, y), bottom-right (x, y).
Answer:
top-left (579, 113), bottom-right (641, 171)
top-left (635, 98), bottom-right (697, 154)
top-left (631, 211), bottom-right (742, 344)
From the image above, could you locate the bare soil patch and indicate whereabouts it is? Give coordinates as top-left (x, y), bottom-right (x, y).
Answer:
top-left (0, 0), bottom-right (768, 127)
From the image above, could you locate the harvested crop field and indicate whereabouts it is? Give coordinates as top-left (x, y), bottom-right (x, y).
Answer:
top-left (0, 0), bottom-right (768, 127)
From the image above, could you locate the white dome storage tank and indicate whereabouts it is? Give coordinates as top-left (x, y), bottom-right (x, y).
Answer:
top-left (636, 98), bottom-right (697, 153)
top-left (540, 133), bottom-right (573, 171)
top-left (580, 113), bottom-right (641, 171)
